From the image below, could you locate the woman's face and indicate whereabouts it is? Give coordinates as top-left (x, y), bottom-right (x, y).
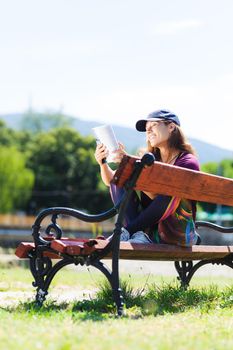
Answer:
top-left (146, 120), bottom-right (175, 148)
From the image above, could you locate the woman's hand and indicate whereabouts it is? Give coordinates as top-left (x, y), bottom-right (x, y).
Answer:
top-left (94, 143), bottom-right (109, 166)
top-left (111, 142), bottom-right (127, 163)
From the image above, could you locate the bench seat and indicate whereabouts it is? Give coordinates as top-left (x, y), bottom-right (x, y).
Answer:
top-left (15, 239), bottom-right (233, 261)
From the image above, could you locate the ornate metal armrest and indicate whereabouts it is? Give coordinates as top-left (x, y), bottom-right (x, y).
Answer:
top-left (195, 221), bottom-right (233, 233)
top-left (32, 204), bottom-right (121, 246)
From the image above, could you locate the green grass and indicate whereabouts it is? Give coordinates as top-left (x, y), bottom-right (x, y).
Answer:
top-left (0, 265), bottom-right (233, 349)
top-left (0, 284), bottom-right (232, 350)
top-left (0, 308), bottom-right (232, 350)
top-left (1, 264), bottom-right (232, 291)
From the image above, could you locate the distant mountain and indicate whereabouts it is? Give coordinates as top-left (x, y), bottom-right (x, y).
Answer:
top-left (0, 113), bottom-right (23, 129)
top-left (1, 113), bottom-right (232, 164)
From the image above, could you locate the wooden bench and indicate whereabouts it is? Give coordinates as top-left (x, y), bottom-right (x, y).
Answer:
top-left (15, 153), bottom-right (233, 315)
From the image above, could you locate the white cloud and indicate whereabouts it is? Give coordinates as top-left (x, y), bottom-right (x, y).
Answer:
top-left (151, 19), bottom-right (204, 35)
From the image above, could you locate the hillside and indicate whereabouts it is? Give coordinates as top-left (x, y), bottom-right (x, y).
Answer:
top-left (0, 113), bottom-right (232, 164)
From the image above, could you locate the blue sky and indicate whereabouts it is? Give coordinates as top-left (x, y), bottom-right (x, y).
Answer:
top-left (0, 0), bottom-right (233, 150)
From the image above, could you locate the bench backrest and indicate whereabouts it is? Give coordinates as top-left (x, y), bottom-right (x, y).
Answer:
top-left (112, 155), bottom-right (233, 206)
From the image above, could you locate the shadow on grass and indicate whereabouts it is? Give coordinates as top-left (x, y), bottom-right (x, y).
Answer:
top-left (66, 280), bottom-right (233, 318)
top-left (2, 299), bottom-right (70, 315)
top-left (1, 280), bottom-right (233, 320)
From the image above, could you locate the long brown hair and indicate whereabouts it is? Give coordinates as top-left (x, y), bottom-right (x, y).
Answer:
top-left (147, 121), bottom-right (196, 161)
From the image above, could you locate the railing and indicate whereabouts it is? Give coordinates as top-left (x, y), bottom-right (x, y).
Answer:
top-left (0, 214), bottom-right (115, 235)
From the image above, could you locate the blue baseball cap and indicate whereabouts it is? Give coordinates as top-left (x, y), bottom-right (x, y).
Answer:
top-left (136, 109), bottom-right (181, 131)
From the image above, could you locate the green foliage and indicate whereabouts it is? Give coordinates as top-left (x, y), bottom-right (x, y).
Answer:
top-left (0, 120), bottom-right (16, 146)
top-left (200, 159), bottom-right (233, 213)
top-left (0, 120), bottom-right (34, 151)
top-left (201, 159), bottom-right (233, 178)
top-left (2, 111), bottom-right (231, 216)
top-left (0, 113), bottom-right (112, 214)
top-left (220, 159), bottom-right (233, 178)
top-left (25, 127), bottom-right (112, 213)
top-left (0, 147), bottom-right (34, 213)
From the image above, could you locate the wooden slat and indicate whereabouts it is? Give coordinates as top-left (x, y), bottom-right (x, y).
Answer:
top-left (51, 238), bottom-right (88, 254)
top-left (15, 240), bottom-right (233, 261)
top-left (15, 238), bottom-right (98, 258)
top-left (117, 243), bottom-right (233, 261)
top-left (112, 156), bottom-right (233, 206)
top-left (15, 242), bottom-right (61, 259)
top-left (15, 242), bottom-right (35, 258)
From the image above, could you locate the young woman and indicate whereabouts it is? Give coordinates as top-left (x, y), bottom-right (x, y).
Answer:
top-left (94, 109), bottom-right (200, 247)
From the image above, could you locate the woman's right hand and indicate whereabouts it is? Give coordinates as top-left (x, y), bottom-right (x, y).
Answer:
top-left (94, 143), bottom-right (109, 166)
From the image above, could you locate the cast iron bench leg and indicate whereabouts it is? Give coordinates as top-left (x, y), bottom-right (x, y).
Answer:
top-left (175, 255), bottom-right (233, 288)
top-left (111, 233), bottom-right (124, 316)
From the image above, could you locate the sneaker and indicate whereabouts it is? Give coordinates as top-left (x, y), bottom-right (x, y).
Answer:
top-left (108, 227), bottom-right (130, 241)
top-left (120, 227), bottom-right (130, 241)
top-left (129, 231), bottom-right (153, 244)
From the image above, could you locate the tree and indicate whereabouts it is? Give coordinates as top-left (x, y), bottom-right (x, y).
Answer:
top-left (0, 120), bottom-right (16, 146)
top-left (200, 159), bottom-right (233, 213)
top-left (26, 127), bottom-right (112, 213)
top-left (0, 147), bottom-right (34, 213)
top-left (201, 159), bottom-right (233, 178)
top-left (0, 119), bottom-right (35, 151)
top-left (0, 119), bottom-right (113, 214)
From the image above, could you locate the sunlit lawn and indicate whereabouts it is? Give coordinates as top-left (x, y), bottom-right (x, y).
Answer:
top-left (0, 308), bottom-right (232, 350)
top-left (0, 263), bottom-right (232, 350)
top-left (1, 263), bottom-right (233, 291)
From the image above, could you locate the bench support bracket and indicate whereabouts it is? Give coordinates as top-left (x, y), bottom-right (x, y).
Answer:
top-left (174, 254), bottom-right (233, 288)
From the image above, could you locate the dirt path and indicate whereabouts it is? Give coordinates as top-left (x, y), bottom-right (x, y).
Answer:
top-left (1, 255), bottom-right (232, 307)
top-left (0, 287), bottom-right (98, 308)
top-left (1, 254), bottom-right (233, 277)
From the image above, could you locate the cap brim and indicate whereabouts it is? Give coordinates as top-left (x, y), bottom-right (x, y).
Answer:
top-left (135, 118), bottom-right (165, 131)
